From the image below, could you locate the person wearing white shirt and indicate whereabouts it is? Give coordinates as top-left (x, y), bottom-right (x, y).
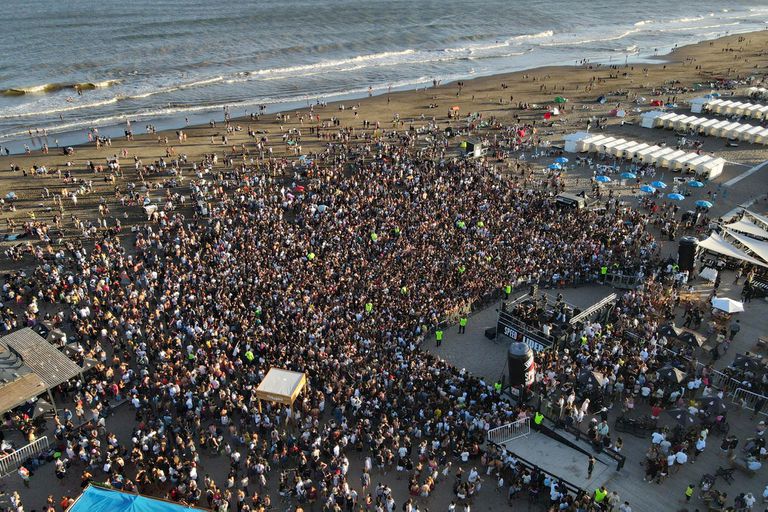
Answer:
top-left (674, 450), bottom-right (688, 466)
top-left (651, 431), bottom-right (665, 444)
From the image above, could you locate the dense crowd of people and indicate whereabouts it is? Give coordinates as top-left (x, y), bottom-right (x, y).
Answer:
top-left (0, 120), bottom-right (670, 512)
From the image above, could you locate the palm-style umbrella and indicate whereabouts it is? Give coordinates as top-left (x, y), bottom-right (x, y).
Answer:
top-left (665, 408), bottom-right (701, 427)
top-left (667, 193), bottom-right (685, 201)
top-left (701, 396), bottom-right (727, 416)
top-left (595, 175), bottom-right (611, 183)
top-left (651, 180), bottom-right (667, 189)
top-left (620, 172), bottom-right (637, 179)
top-left (687, 180), bottom-right (704, 188)
top-left (711, 297), bottom-right (744, 313)
top-left (31, 399), bottom-right (54, 419)
top-left (678, 329), bottom-right (706, 347)
top-left (657, 366), bottom-right (687, 383)
top-left (578, 369), bottom-right (608, 388)
top-left (731, 354), bottom-right (763, 373)
top-left (695, 200), bottom-right (713, 209)
top-left (554, 156), bottom-right (569, 164)
top-left (548, 163), bottom-right (562, 170)
top-left (658, 324), bottom-right (683, 338)
top-left (554, 96), bottom-right (568, 104)
top-left (640, 185), bottom-right (656, 193)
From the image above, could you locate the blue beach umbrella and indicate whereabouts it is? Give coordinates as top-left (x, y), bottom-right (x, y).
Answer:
top-left (554, 156), bottom-right (569, 164)
top-left (651, 180), bottom-right (667, 189)
top-left (595, 175), bottom-right (611, 183)
top-left (687, 180), bottom-right (704, 188)
top-left (667, 193), bottom-right (685, 201)
top-left (620, 172), bottom-right (637, 179)
top-left (640, 185), bottom-right (656, 193)
top-left (696, 200), bottom-right (713, 208)
top-left (548, 163), bottom-right (562, 170)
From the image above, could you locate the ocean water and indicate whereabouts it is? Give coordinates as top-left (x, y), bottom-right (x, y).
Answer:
top-left (0, 0), bottom-right (766, 153)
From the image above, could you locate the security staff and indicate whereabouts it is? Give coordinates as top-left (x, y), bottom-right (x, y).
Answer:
top-left (458, 316), bottom-right (467, 334)
top-left (435, 329), bottom-right (444, 347)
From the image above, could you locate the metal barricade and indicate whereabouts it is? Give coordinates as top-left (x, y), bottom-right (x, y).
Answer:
top-left (731, 388), bottom-right (768, 416)
top-left (487, 417), bottom-right (531, 445)
top-left (0, 436), bottom-right (50, 477)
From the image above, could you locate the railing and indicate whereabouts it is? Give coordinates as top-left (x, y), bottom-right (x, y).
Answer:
top-left (487, 417), bottom-right (531, 446)
top-left (731, 388), bottom-right (768, 417)
top-left (0, 436), bottom-right (50, 477)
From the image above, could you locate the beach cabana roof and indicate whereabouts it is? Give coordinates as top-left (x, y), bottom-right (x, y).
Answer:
top-left (724, 218), bottom-right (768, 240)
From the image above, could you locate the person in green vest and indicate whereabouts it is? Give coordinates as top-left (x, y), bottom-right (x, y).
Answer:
top-left (458, 265), bottom-right (466, 274)
top-left (457, 220), bottom-right (466, 230)
top-left (245, 349), bottom-right (254, 363)
top-left (393, 226), bottom-right (401, 237)
top-left (533, 411), bottom-right (544, 429)
top-left (370, 232), bottom-right (378, 242)
top-left (684, 484), bottom-right (694, 502)
top-left (458, 316), bottom-right (467, 334)
top-left (400, 285), bottom-right (408, 295)
top-left (435, 329), bottom-right (443, 347)
top-left (600, 265), bottom-right (608, 283)
top-left (307, 252), bottom-right (315, 261)
top-left (365, 302), bottom-right (373, 314)
top-left (493, 381), bottom-right (502, 394)
top-left (503, 284), bottom-right (512, 299)
top-left (594, 486), bottom-right (608, 504)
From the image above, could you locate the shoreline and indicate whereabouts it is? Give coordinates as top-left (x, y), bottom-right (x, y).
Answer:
top-left (2, 27), bottom-right (766, 156)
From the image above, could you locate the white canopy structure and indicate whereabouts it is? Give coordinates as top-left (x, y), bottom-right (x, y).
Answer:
top-left (724, 229), bottom-right (768, 264)
top-left (744, 210), bottom-right (768, 231)
top-left (698, 232), bottom-right (768, 268)
top-left (724, 218), bottom-right (768, 240)
top-left (641, 110), bottom-right (768, 145)
top-left (254, 368), bottom-right (307, 415)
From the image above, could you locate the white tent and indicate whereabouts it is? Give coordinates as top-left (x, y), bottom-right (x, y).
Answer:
top-left (563, 132), bottom-right (592, 153)
top-left (689, 96), bottom-right (710, 114)
top-left (583, 135), bottom-right (612, 152)
top-left (601, 138), bottom-right (627, 154)
top-left (625, 142), bottom-right (650, 160)
top-left (705, 120), bottom-right (730, 136)
top-left (648, 147), bottom-right (674, 164)
top-left (698, 232), bottom-right (768, 268)
top-left (641, 111), bottom-right (666, 128)
top-left (745, 126), bottom-right (765, 143)
top-left (637, 145), bottom-right (661, 162)
top-left (755, 128), bottom-right (768, 144)
top-left (670, 152), bottom-right (698, 170)
top-left (659, 149), bottom-right (686, 168)
top-left (664, 114), bottom-right (686, 129)
top-left (698, 119), bottom-right (719, 133)
top-left (684, 154), bottom-right (711, 173)
top-left (696, 157), bottom-right (724, 179)
top-left (593, 137), bottom-right (618, 153)
top-left (611, 140), bottom-right (636, 157)
top-left (724, 218), bottom-right (768, 240)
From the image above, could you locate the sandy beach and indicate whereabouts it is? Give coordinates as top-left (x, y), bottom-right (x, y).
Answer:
top-left (0, 30), bottom-right (766, 264)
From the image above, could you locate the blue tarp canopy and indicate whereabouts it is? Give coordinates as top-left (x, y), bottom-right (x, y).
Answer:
top-left (69, 486), bottom-right (206, 512)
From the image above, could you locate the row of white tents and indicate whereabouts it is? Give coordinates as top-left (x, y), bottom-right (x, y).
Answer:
top-left (690, 97), bottom-right (768, 120)
top-left (640, 111), bottom-right (768, 145)
top-left (698, 210), bottom-right (768, 269)
top-left (563, 132), bottom-right (724, 178)
top-left (748, 87), bottom-right (768, 101)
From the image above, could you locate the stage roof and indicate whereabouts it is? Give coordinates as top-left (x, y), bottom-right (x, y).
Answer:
top-left (69, 485), bottom-right (208, 512)
top-left (254, 367), bottom-right (306, 406)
